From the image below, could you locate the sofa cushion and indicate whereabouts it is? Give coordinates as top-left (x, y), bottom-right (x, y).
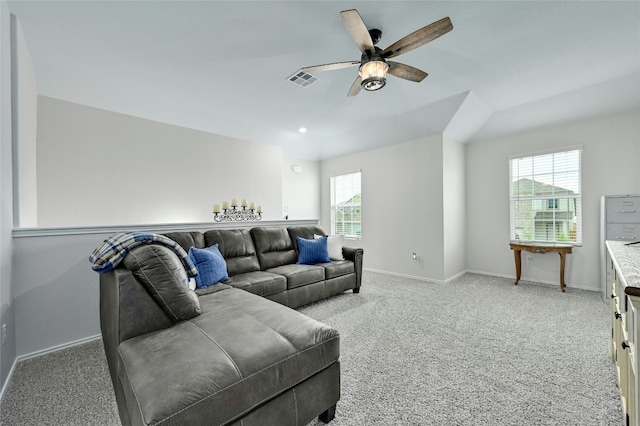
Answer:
top-left (195, 283), bottom-right (233, 297)
top-left (225, 271), bottom-right (287, 297)
top-left (204, 229), bottom-right (261, 276)
top-left (163, 231), bottom-right (205, 252)
top-left (297, 236), bottom-right (330, 265)
top-left (122, 245), bottom-right (201, 322)
top-left (251, 227), bottom-right (297, 269)
top-left (188, 245), bottom-right (229, 288)
top-left (117, 288), bottom-right (339, 426)
top-left (315, 234), bottom-right (345, 261)
top-left (267, 264), bottom-right (325, 289)
top-left (287, 225), bottom-right (327, 252)
top-left (321, 260), bottom-right (355, 279)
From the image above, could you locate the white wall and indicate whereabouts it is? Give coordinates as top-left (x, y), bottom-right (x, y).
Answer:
top-left (321, 136), bottom-right (450, 282)
top-left (11, 18), bottom-right (37, 228)
top-left (35, 96), bottom-right (285, 227)
top-left (466, 110), bottom-right (640, 291)
top-left (443, 135), bottom-right (466, 279)
top-left (282, 157), bottom-right (319, 221)
top-left (0, 2), bottom-right (15, 393)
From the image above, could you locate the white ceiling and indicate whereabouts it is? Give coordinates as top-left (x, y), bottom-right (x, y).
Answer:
top-left (7, 1), bottom-right (640, 161)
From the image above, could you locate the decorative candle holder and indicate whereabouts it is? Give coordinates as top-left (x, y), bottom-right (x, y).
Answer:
top-left (213, 200), bottom-right (262, 222)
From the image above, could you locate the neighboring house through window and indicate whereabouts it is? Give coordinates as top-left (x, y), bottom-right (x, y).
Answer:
top-left (330, 171), bottom-right (361, 239)
top-left (509, 147), bottom-right (582, 244)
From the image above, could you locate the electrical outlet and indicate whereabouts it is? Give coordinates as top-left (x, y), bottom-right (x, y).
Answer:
top-left (2, 324), bottom-right (6, 345)
top-left (527, 255), bottom-right (533, 262)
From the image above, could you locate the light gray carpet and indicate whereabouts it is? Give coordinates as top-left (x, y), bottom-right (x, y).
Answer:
top-left (0, 272), bottom-right (622, 425)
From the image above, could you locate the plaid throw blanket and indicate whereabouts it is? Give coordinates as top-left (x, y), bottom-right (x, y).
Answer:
top-left (89, 232), bottom-right (198, 277)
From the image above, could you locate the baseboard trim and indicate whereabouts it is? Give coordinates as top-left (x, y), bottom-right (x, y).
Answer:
top-left (466, 269), bottom-right (600, 292)
top-left (18, 334), bottom-right (102, 362)
top-left (363, 268), bottom-right (466, 284)
top-left (366, 268), bottom-right (600, 293)
top-left (0, 357), bottom-right (19, 403)
top-left (444, 270), bottom-right (467, 283)
top-left (364, 268), bottom-right (447, 284)
top-left (0, 334), bottom-right (103, 403)
top-left (465, 269), bottom-right (515, 281)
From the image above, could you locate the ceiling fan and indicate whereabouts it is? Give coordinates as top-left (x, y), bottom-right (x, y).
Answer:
top-left (300, 9), bottom-right (453, 97)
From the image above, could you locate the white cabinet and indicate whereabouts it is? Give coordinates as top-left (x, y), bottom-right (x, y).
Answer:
top-left (606, 197), bottom-right (640, 225)
top-left (607, 224), bottom-right (640, 241)
top-left (601, 195), bottom-right (640, 298)
top-left (607, 241), bottom-right (640, 426)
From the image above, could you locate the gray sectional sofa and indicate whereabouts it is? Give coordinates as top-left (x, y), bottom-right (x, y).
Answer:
top-left (99, 224), bottom-right (363, 426)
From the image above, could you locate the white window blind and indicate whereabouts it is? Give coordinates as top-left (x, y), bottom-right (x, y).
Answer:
top-left (509, 147), bottom-right (582, 245)
top-left (330, 171), bottom-right (361, 239)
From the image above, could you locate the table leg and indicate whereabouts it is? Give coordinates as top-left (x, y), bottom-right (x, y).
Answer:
top-left (513, 249), bottom-right (522, 285)
top-left (559, 252), bottom-right (567, 292)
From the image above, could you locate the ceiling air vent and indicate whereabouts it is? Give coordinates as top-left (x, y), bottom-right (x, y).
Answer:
top-left (287, 70), bottom-right (318, 88)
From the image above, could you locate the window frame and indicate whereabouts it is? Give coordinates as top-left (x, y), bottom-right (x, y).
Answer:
top-left (330, 170), bottom-right (362, 240)
top-left (508, 146), bottom-right (582, 246)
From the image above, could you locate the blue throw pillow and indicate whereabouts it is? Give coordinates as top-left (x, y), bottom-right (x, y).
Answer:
top-left (297, 236), bottom-right (330, 265)
top-left (188, 244), bottom-right (229, 288)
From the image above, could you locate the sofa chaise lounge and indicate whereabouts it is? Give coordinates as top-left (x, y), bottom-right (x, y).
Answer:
top-left (98, 225), bottom-right (363, 426)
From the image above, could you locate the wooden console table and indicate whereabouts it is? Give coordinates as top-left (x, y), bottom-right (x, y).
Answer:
top-left (509, 242), bottom-right (573, 292)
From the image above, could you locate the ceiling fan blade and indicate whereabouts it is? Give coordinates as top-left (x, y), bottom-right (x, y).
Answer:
top-left (347, 76), bottom-right (362, 97)
top-left (387, 61), bottom-right (428, 82)
top-left (301, 61), bottom-right (360, 73)
top-left (382, 17), bottom-right (453, 59)
top-left (340, 9), bottom-right (374, 54)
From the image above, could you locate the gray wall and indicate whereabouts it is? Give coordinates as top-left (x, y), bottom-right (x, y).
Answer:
top-left (466, 110), bottom-right (640, 290)
top-left (317, 109), bottom-right (640, 289)
top-left (320, 135), bottom-right (462, 283)
top-left (12, 220), bottom-right (317, 358)
top-left (13, 231), bottom-right (105, 356)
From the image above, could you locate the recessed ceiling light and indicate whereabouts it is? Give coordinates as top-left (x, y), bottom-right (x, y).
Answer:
top-left (298, 127), bottom-right (307, 133)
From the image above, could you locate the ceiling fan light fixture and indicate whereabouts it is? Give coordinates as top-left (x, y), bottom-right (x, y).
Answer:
top-left (299, 10), bottom-right (452, 96)
top-left (359, 59), bottom-right (389, 91)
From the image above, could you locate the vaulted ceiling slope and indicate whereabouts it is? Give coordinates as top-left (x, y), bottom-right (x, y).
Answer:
top-left (8, 1), bottom-right (640, 160)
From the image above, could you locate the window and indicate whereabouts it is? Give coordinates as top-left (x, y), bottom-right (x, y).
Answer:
top-left (330, 171), bottom-right (361, 239)
top-left (509, 147), bottom-right (582, 244)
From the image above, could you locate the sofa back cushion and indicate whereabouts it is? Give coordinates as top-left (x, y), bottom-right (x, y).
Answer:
top-left (250, 227), bottom-right (298, 270)
top-left (287, 225), bottom-right (327, 253)
top-left (188, 245), bottom-right (229, 288)
top-left (204, 229), bottom-right (261, 276)
top-left (163, 231), bottom-right (206, 251)
top-left (122, 245), bottom-right (201, 322)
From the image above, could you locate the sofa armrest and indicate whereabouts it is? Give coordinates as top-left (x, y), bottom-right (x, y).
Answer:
top-left (342, 247), bottom-right (364, 288)
top-left (100, 267), bottom-right (174, 426)
top-left (100, 268), bottom-right (173, 346)
top-left (100, 268), bottom-right (173, 385)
